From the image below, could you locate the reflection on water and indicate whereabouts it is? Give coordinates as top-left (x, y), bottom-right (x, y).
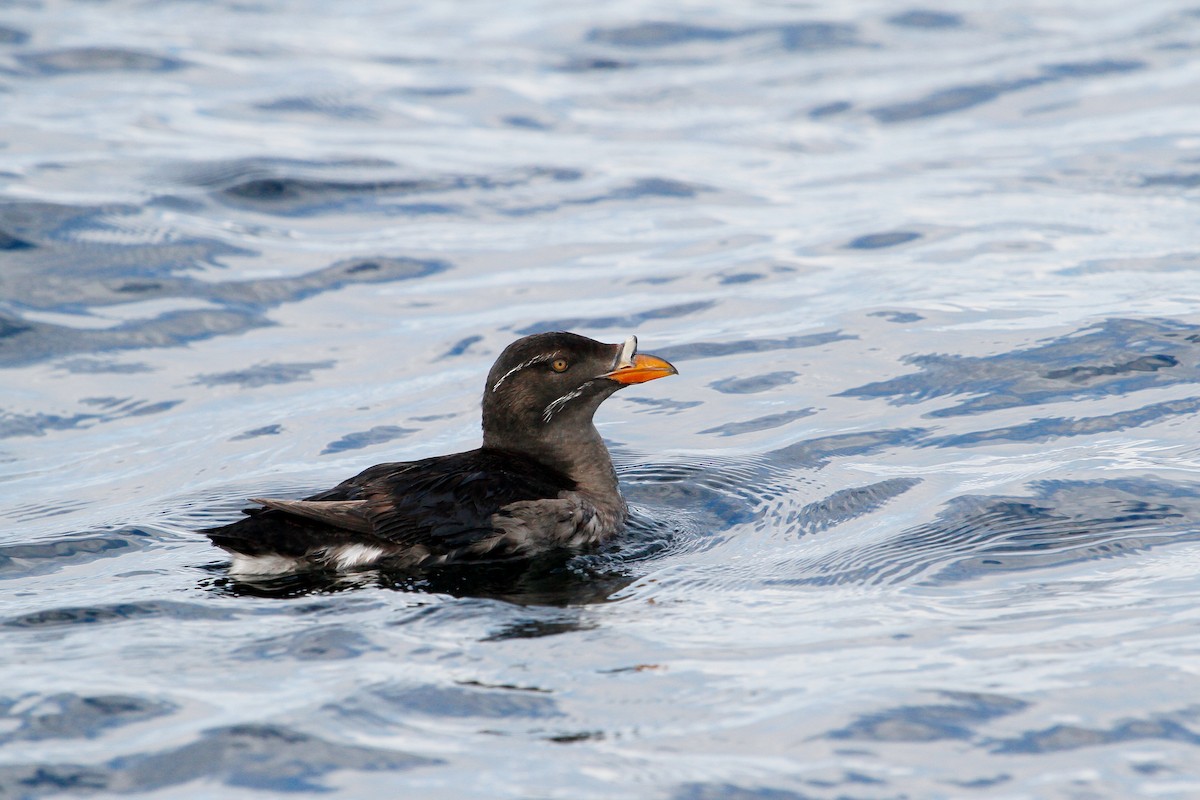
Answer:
top-left (3, 0), bottom-right (1200, 797)
top-left (205, 552), bottom-right (636, 607)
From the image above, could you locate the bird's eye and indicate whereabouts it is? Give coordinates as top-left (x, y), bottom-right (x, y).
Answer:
top-left (550, 358), bottom-right (569, 373)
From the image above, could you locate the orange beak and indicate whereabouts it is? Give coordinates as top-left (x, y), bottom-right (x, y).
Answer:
top-left (603, 352), bottom-right (678, 385)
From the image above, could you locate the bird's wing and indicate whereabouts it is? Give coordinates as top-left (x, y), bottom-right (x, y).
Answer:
top-left (236, 450), bottom-right (575, 555)
top-left (349, 450), bottom-right (575, 552)
top-left (248, 498), bottom-right (373, 533)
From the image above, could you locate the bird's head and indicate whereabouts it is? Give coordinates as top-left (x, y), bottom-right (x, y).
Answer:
top-left (481, 331), bottom-right (677, 456)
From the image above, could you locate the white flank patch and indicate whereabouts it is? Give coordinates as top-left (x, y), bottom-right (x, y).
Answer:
top-left (228, 553), bottom-right (307, 576)
top-left (324, 543), bottom-right (387, 570)
top-left (543, 380), bottom-right (592, 422)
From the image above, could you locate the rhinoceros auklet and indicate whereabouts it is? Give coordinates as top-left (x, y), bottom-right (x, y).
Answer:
top-left (204, 332), bottom-right (677, 576)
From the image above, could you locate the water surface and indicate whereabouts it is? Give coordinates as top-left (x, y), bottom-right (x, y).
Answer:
top-left (3, 0), bottom-right (1200, 797)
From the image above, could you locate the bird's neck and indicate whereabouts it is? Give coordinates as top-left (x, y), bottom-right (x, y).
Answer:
top-left (486, 423), bottom-right (619, 498)
top-left (556, 425), bottom-right (620, 498)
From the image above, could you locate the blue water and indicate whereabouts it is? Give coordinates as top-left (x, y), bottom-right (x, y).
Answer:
top-left (3, 0), bottom-right (1200, 797)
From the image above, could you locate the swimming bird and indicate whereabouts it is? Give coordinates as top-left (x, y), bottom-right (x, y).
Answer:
top-left (204, 332), bottom-right (678, 576)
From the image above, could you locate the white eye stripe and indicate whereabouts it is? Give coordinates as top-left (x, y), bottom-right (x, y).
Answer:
top-left (491, 352), bottom-right (560, 393)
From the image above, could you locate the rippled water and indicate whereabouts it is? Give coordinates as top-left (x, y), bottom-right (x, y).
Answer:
top-left (3, 0), bottom-right (1200, 797)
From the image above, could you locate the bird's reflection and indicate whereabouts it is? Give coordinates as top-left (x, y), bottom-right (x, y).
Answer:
top-left (202, 550), bottom-right (636, 607)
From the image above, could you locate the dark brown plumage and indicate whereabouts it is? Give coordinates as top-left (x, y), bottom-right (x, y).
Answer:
top-left (204, 331), bottom-right (677, 575)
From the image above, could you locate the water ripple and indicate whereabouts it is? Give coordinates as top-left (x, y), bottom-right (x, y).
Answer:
top-left (653, 331), bottom-right (856, 362)
top-left (842, 318), bottom-right (1200, 417)
top-left (4, 600), bottom-right (233, 630)
top-left (0, 693), bottom-right (175, 744)
top-left (0, 531), bottom-right (153, 579)
top-left (828, 691), bottom-right (1029, 743)
top-left (870, 59), bottom-right (1146, 123)
top-left (0, 724), bottom-right (435, 796)
top-left (17, 47), bottom-right (187, 76)
top-left (785, 478), bottom-right (1200, 587)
